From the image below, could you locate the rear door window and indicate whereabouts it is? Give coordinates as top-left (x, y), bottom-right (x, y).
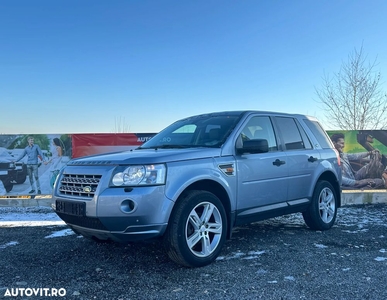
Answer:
top-left (275, 117), bottom-right (311, 150)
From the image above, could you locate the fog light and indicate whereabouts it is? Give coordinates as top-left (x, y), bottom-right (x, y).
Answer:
top-left (120, 199), bottom-right (137, 213)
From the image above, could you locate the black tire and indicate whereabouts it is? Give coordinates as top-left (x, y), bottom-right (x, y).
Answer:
top-left (15, 165), bottom-right (27, 184)
top-left (164, 190), bottom-right (227, 268)
top-left (302, 180), bottom-right (338, 230)
top-left (5, 182), bottom-right (13, 193)
top-left (1, 178), bottom-right (13, 193)
top-left (15, 174), bottom-right (27, 184)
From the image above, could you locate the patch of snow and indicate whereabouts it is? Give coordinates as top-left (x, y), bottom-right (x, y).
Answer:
top-left (374, 257), bottom-right (387, 262)
top-left (247, 250), bottom-right (266, 256)
top-left (45, 228), bottom-right (75, 238)
top-left (284, 276), bottom-right (295, 281)
top-left (0, 207), bottom-right (65, 227)
top-left (0, 241), bottom-right (19, 249)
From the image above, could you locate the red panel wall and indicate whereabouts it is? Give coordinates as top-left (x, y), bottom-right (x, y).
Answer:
top-left (71, 133), bottom-right (156, 158)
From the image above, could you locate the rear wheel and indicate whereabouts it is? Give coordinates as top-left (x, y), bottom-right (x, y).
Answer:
top-left (15, 174), bottom-right (27, 184)
top-left (164, 190), bottom-right (227, 267)
top-left (303, 180), bottom-right (337, 230)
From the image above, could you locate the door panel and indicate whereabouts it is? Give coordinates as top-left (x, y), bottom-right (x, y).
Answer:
top-left (236, 152), bottom-right (288, 211)
top-left (286, 150), bottom-right (320, 200)
top-left (273, 116), bottom-right (319, 201)
top-left (235, 116), bottom-right (288, 212)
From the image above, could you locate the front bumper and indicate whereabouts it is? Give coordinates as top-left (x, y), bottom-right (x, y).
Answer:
top-left (63, 218), bottom-right (168, 242)
top-left (52, 185), bottom-right (174, 242)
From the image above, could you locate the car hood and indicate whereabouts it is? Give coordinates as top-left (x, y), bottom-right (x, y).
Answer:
top-left (68, 148), bottom-right (223, 166)
top-left (0, 157), bottom-right (12, 163)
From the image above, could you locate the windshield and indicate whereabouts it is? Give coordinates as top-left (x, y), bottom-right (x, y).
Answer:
top-left (139, 113), bottom-right (243, 149)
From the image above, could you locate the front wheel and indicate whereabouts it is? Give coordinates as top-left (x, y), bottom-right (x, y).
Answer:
top-left (164, 190), bottom-right (227, 267)
top-left (2, 179), bottom-right (13, 193)
top-left (302, 180), bottom-right (338, 230)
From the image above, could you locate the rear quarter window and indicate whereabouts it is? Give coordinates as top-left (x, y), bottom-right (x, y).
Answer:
top-left (303, 119), bottom-right (333, 149)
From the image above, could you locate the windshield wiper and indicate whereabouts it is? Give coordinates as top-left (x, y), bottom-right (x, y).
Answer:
top-left (155, 145), bottom-right (192, 149)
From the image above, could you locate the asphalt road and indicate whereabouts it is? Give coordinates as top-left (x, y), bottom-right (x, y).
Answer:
top-left (1, 204), bottom-right (387, 300)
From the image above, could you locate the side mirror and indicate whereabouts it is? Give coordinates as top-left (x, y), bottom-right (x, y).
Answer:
top-left (236, 138), bottom-right (269, 154)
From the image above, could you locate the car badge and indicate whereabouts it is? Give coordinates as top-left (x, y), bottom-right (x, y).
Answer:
top-left (83, 186), bottom-right (92, 193)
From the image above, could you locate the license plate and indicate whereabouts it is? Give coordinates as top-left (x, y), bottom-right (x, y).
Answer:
top-left (0, 171), bottom-right (8, 175)
top-left (56, 200), bottom-right (86, 216)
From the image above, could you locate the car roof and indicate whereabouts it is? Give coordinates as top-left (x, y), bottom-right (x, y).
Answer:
top-left (180, 110), bottom-right (315, 120)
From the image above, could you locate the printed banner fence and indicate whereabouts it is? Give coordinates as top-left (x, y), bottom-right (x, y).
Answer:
top-left (0, 133), bottom-right (155, 197)
top-left (71, 133), bottom-right (155, 158)
top-left (327, 130), bottom-right (387, 190)
top-left (1, 130), bottom-right (386, 197)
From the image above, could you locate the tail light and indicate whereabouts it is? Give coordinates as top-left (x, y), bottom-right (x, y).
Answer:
top-left (333, 149), bottom-right (341, 166)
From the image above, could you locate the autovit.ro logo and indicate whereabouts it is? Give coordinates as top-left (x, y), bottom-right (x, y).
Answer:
top-left (4, 288), bottom-right (66, 297)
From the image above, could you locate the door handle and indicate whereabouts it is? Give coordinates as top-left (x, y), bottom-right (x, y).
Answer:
top-left (272, 159), bottom-right (286, 166)
top-left (308, 156), bottom-right (318, 162)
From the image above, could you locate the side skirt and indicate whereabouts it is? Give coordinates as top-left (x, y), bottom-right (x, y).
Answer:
top-left (233, 198), bottom-right (310, 227)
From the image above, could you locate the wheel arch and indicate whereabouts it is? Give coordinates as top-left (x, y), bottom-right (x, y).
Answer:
top-left (172, 179), bottom-right (233, 239)
top-left (317, 171), bottom-right (342, 207)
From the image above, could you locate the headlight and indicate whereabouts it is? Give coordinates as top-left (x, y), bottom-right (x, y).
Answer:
top-left (111, 164), bottom-right (166, 186)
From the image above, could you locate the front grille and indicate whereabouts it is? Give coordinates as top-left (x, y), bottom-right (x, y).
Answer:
top-left (56, 212), bottom-right (107, 231)
top-left (59, 174), bottom-right (102, 198)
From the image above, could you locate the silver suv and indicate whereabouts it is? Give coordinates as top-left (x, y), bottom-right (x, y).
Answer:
top-left (52, 111), bottom-right (342, 267)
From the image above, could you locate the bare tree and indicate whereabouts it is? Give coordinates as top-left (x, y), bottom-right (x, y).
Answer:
top-left (315, 46), bottom-right (387, 130)
top-left (112, 116), bottom-right (130, 133)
